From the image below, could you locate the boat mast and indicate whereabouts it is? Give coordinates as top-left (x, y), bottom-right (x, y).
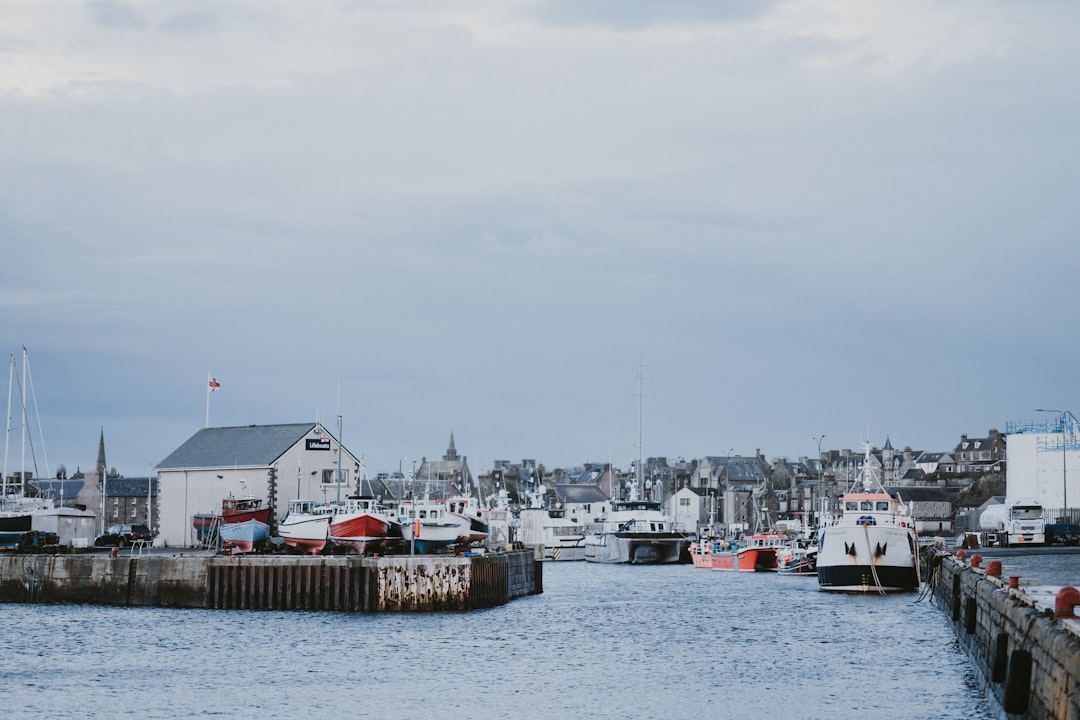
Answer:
top-left (21, 346), bottom-right (27, 486)
top-left (3, 354), bottom-right (12, 496)
top-left (635, 362), bottom-right (645, 502)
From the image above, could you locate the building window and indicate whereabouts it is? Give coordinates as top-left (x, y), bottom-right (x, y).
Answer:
top-left (322, 469), bottom-right (349, 485)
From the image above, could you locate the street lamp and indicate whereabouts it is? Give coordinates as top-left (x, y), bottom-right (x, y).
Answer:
top-left (1035, 409), bottom-right (1070, 520)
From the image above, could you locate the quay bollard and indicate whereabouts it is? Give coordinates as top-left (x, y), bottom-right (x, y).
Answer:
top-left (110, 547), bottom-right (119, 558)
top-left (1009, 576), bottom-right (1019, 590)
top-left (970, 553), bottom-right (982, 568)
top-left (1055, 586), bottom-right (1080, 619)
top-left (956, 550), bottom-right (967, 563)
top-left (986, 560), bottom-right (1002, 578)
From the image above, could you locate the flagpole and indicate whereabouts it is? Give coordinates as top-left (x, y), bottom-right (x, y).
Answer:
top-left (205, 372), bottom-right (211, 428)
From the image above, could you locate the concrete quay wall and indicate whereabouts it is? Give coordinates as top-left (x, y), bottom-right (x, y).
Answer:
top-left (0, 551), bottom-right (541, 612)
top-left (931, 555), bottom-right (1080, 719)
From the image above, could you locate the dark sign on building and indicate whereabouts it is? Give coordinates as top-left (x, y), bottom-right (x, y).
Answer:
top-left (306, 438), bottom-right (331, 451)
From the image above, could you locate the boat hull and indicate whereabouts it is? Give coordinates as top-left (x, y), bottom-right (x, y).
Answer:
top-left (401, 521), bottom-right (461, 554)
top-left (544, 542), bottom-right (586, 561)
top-left (278, 515), bottom-right (331, 554)
top-left (816, 525), bottom-right (918, 592)
top-left (690, 534), bottom-right (784, 571)
top-left (219, 519), bottom-right (270, 554)
top-left (584, 532), bottom-right (686, 564)
top-left (329, 513), bottom-right (391, 555)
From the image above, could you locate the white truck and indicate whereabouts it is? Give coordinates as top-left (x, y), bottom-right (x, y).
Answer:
top-left (978, 498), bottom-right (1046, 547)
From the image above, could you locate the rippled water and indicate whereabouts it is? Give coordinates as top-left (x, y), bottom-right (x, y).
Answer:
top-left (1, 563), bottom-right (996, 720)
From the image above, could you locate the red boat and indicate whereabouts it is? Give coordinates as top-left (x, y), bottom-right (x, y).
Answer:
top-left (221, 495), bottom-right (273, 525)
top-left (689, 532), bottom-right (788, 571)
top-left (328, 496), bottom-right (396, 555)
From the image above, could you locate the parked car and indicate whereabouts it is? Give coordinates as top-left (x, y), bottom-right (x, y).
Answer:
top-left (94, 523), bottom-right (154, 547)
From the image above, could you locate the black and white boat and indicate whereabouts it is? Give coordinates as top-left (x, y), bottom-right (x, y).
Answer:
top-left (816, 443), bottom-right (919, 593)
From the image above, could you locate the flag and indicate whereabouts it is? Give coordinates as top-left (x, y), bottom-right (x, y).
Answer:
top-left (209, 377), bottom-right (221, 391)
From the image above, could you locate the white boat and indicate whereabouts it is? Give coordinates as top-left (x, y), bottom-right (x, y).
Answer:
top-left (519, 506), bottom-right (587, 561)
top-left (399, 497), bottom-right (464, 554)
top-left (584, 499), bottom-right (687, 564)
top-left (584, 368), bottom-right (688, 564)
top-left (2, 349), bottom-right (56, 548)
top-left (816, 442), bottom-right (920, 592)
top-left (277, 499), bottom-right (333, 554)
top-left (445, 496), bottom-right (489, 546)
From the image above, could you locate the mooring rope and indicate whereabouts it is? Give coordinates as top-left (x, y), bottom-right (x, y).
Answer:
top-left (863, 524), bottom-right (886, 596)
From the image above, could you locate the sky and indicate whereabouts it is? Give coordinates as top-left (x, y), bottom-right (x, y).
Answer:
top-left (2, 0), bottom-right (1079, 481)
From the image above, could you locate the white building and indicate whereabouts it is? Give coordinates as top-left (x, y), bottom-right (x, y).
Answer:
top-left (1005, 415), bottom-right (1079, 517)
top-left (670, 487), bottom-right (708, 535)
top-left (155, 423), bottom-right (363, 547)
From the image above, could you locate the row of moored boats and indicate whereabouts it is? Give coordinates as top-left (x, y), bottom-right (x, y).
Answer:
top-left (194, 494), bottom-right (496, 556)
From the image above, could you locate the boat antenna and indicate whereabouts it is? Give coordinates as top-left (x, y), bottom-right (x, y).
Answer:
top-left (336, 414), bottom-right (343, 505)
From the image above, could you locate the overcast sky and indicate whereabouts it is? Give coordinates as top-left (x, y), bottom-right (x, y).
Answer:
top-left (2, 0), bottom-right (1078, 481)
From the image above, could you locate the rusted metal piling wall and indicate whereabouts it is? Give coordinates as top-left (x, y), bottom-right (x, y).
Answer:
top-left (931, 556), bottom-right (1080, 719)
top-left (0, 551), bottom-right (541, 612)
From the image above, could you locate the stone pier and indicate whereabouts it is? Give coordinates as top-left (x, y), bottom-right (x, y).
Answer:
top-left (0, 550), bottom-right (541, 612)
top-left (930, 553), bottom-right (1080, 719)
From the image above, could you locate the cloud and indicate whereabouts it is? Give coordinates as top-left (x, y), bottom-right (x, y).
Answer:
top-left (86, 0), bottom-right (148, 30)
top-left (523, 0), bottom-right (785, 29)
top-left (0, 1), bottom-right (1078, 478)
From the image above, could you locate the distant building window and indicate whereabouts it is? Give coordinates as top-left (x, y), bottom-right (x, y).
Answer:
top-left (679, 497), bottom-right (691, 507)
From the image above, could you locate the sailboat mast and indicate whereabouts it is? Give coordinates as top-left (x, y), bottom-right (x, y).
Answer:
top-left (22, 346), bottom-right (28, 484)
top-left (3, 354), bottom-right (12, 492)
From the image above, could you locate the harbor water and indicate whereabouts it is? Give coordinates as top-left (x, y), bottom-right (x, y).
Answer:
top-left (2, 561), bottom-right (998, 720)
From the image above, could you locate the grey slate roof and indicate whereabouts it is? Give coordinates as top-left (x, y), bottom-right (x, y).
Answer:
top-left (555, 483), bottom-right (609, 504)
top-left (99, 477), bottom-right (159, 497)
top-left (29, 478), bottom-right (85, 499)
top-left (156, 423), bottom-right (318, 470)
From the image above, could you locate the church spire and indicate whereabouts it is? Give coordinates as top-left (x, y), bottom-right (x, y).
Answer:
top-left (96, 427), bottom-right (107, 479)
top-left (444, 431), bottom-right (458, 461)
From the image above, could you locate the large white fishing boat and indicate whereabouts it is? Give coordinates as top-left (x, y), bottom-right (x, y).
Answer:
top-left (816, 443), bottom-right (920, 593)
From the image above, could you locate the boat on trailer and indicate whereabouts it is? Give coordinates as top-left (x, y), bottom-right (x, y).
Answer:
top-left (219, 518), bottom-right (270, 554)
top-left (278, 500), bottom-right (333, 554)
